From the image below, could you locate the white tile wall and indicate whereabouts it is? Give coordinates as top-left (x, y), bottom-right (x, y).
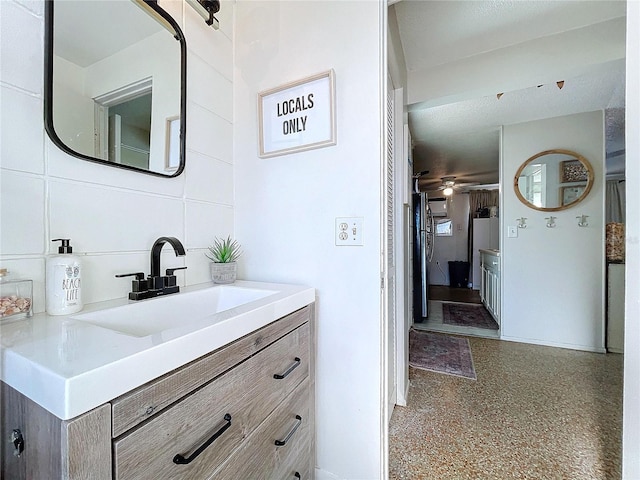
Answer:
top-left (48, 180), bottom-right (186, 253)
top-left (0, 171), bottom-right (46, 255)
top-left (0, 0), bottom-right (235, 311)
top-left (216, 0), bottom-right (235, 42)
top-left (81, 253), bottom-right (150, 305)
top-left (185, 150), bottom-right (233, 204)
top-left (185, 250), bottom-right (215, 285)
top-left (186, 102), bottom-right (233, 162)
top-left (188, 53), bottom-right (233, 121)
top-left (0, 2), bottom-right (43, 94)
top-left (184, 200), bottom-right (233, 248)
top-left (184, 3), bottom-right (233, 80)
top-left (46, 139), bottom-right (187, 198)
top-left (12, 0), bottom-right (43, 17)
top-left (0, 86), bottom-right (44, 174)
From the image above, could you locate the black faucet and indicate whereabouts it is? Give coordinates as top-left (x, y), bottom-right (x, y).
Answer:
top-left (116, 237), bottom-right (187, 301)
top-left (151, 236), bottom-right (186, 277)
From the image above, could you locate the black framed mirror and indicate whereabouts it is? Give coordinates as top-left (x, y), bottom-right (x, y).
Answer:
top-left (44, 0), bottom-right (186, 177)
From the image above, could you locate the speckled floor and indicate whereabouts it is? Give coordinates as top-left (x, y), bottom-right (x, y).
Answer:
top-left (389, 336), bottom-right (623, 480)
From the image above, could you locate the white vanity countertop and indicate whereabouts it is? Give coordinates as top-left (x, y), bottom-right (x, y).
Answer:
top-left (0, 280), bottom-right (315, 420)
top-left (479, 249), bottom-right (500, 256)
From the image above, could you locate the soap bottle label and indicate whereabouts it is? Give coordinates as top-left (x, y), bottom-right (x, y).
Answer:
top-left (47, 261), bottom-right (83, 315)
top-left (61, 265), bottom-right (81, 305)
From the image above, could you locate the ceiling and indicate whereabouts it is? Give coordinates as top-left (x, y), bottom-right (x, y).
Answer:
top-left (54, 1), bottom-right (162, 67)
top-left (390, 0), bottom-right (627, 192)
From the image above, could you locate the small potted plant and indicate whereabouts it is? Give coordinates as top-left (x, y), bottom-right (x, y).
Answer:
top-left (205, 236), bottom-right (242, 284)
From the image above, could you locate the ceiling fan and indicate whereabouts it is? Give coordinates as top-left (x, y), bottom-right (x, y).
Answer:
top-left (422, 176), bottom-right (479, 196)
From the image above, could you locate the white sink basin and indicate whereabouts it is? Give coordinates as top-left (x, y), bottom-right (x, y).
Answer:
top-left (71, 285), bottom-right (276, 337)
top-left (0, 280), bottom-right (315, 420)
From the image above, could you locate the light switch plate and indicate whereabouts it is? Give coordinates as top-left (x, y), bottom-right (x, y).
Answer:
top-left (507, 226), bottom-right (518, 238)
top-left (335, 217), bottom-right (364, 246)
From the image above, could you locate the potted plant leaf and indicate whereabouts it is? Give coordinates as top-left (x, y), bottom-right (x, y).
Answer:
top-left (205, 236), bottom-right (242, 284)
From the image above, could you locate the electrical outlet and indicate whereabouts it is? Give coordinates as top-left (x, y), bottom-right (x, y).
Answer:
top-left (335, 217), bottom-right (364, 246)
top-left (507, 226), bottom-right (518, 238)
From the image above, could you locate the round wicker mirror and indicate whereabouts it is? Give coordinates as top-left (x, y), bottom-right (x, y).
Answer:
top-left (514, 149), bottom-right (594, 212)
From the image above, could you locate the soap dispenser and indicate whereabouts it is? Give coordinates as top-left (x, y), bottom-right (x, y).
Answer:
top-left (46, 239), bottom-right (83, 315)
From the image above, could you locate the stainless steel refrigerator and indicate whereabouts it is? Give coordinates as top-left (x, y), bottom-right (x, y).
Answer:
top-left (412, 192), bottom-right (434, 322)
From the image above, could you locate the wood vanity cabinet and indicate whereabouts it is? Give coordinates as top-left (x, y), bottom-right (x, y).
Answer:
top-left (1, 304), bottom-right (315, 480)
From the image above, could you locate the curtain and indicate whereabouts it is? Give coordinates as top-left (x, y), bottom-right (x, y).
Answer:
top-left (467, 189), bottom-right (499, 280)
top-left (606, 180), bottom-right (625, 224)
top-left (469, 190), bottom-right (499, 215)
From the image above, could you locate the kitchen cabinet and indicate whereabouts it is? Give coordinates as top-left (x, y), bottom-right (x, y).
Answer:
top-left (479, 250), bottom-right (500, 325)
top-left (1, 305), bottom-right (315, 479)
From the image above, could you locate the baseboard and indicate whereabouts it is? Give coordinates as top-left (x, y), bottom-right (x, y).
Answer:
top-left (395, 380), bottom-right (410, 407)
top-left (404, 380), bottom-right (410, 404)
top-left (500, 335), bottom-right (606, 353)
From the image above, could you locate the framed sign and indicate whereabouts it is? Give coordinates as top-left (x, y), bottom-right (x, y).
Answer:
top-left (258, 70), bottom-right (336, 158)
top-left (561, 184), bottom-right (587, 205)
top-left (560, 159), bottom-right (589, 183)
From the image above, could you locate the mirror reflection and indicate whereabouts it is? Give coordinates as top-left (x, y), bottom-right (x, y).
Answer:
top-left (45, 0), bottom-right (185, 176)
top-left (514, 149), bottom-right (594, 211)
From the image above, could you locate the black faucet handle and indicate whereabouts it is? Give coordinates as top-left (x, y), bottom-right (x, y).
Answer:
top-left (115, 272), bottom-right (145, 280)
top-left (166, 267), bottom-right (187, 276)
top-left (164, 267), bottom-right (187, 289)
top-left (116, 272), bottom-right (149, 293)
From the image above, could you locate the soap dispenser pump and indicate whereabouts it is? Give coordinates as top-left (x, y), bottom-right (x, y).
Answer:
top-left (46, 238), bottom-right (83, 315)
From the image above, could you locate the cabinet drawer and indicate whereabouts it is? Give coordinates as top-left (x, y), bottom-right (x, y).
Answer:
top-left (111, 306), bottom-right (311, 437)
top-left (113, 323), bottom-right (310, 480)
top-left (211, 378), bottom-right (311, 480)
top-left (481, 257), bottom-right (498, 274)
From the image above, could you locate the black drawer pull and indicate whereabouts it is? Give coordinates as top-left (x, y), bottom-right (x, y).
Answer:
top-left (273, 357), bottom-right (301, 379)
top-left (294, 473), bottom-right (301, 479)
top-left (275, 415), bottom-right (302, 446)
top-left (173, 413), bottom-right (232, 465)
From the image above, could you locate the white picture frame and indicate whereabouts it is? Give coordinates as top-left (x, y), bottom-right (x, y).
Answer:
top-left (258, 70), bottom-right (336, 158)
top-left (165, 116), bottom-right (180, 171)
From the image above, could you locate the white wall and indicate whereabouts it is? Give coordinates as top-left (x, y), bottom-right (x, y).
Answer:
top-left (0, 0), bottom-right (235, 310)
top-left (52, 56), bottom-right (95, 155)
top-left (387, 5), bottom-right (407, 96)
top-left (428, 195), bottom-right (470, 286)
top-left (623, 1), bottom-right (640, 476)
top-left (233, 1), bottom-right (385, 478)
top-left (84, 30), bottom-right (181, 172)
top-left (53, 31), bottom-right (180, 172)
top-left (501, 111), bottom-right (605, 352)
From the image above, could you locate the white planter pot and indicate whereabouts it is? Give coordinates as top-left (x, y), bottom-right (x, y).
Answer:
top-left (210, 262), bottom-right (237, 284)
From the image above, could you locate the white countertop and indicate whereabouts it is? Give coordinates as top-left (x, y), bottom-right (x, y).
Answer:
top-left (479, 249), bottom-right (500, 256)
top-left (0, 280), bottom-right (315, 420)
